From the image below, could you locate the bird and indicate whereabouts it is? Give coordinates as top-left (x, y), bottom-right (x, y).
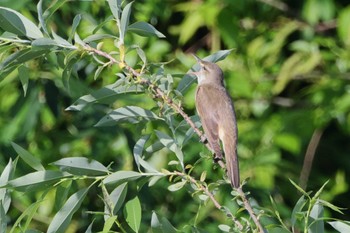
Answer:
top-left (191, 55), bottom-right (240, 188)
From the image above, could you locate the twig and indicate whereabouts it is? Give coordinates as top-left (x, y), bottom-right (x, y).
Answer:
top-left (174, 171), bottom-right (244, 231)
top-left (236, 187), bottom-right (265, 233)
top-left (299, 128), bottom-right (323, 190)
top-left (84, 44), bottom-right (264, 231)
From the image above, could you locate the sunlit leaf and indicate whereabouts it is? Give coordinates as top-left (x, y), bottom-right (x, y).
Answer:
top-left (110, 183), bottom-right (128, 214)
top-left (52, 157), bottom-right (109, 176)
top-left (18, 65), bottom-right (29, 96)
top-left (47, 187), bottom-right (90, 233)
top-left (37, 0), bottom-right (49, 36)
top-left (0, 7), bottom-right (43, 39)
top-left (69, 14), bottom-right (81, 42)
top-left (124, 196), bottom-right (141, 233)
top-left (133, 135), bottom-right (150, 171)
top-left (66, 84), bottom-right (144, 111)
top-left (103, 171), bottom-right (143, 185)
top-left (168, 180), bottom-right (186, 192)
top-left (309, 201), bottom-right (324, 233)
top-left (107, 0), bottom-right (122, 21)
top-left (95, 106), bottom-right (162, 127)
top-left (102, 216), bottom-right (118, 233)
top-left (155, 130), bottom-right (184, 168)
top-left (120, 1), bottom-right (133, 41)
top-left (128, 22), bottom-right (165, 38)
top-left (5, 171), bottom-right (71, 192)
top-left (328, 221), bottom-right (350, 232)
top-left (11, 142), bottom-right (44, 171)
top-left (0, 159), bottom-right (13, 213)
top-left (0, 202), bottom-right (6, 232)
top-left (151, 211), bottom-right (177, 233)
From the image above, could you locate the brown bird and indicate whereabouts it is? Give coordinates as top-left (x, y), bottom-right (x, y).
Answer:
top-left (191, 55), bottom-right (240, 188)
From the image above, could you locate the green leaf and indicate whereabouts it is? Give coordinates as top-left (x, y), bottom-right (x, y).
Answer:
top-left (110, 183), bottom-right (128, 214)
top-left (69, 14), bottom-right (81, 42)
top-left (0, 48), bottom-right (48, 71)
top-left (102, 216), bottom-right (118, 233)
top-left (51, 30), bottom-right (75, 49)
top-left (9, 198), bottom-right (44, 233)
top-left (124, 196), bottom-right (141, 233)
top-left (168, 180), bottom-right (186, 192)
top-left (95, 106), bottom-right (162, 127)
top-left (0, 159), bottom-right (13, 213)
top-left (328, 221), bottom-right (350, 232)
top-left (103, 171), bottom-right (143, 185)
top-left (47, 187), bottom-right (90, 233)
top-left (289, 179), bottom-right (310, 198)
top-left (37, 0), bottom-right (49, 36)
top-left (338, 7), bottom-right (350, 47)
top-left (83, 34), bottom-right (116, 43)
top-left (11, 142), bottom-right (44, 171)
top-left (155, 130), bottom-right (184, 168)
top-left (85, 220), bottom-right (94, 233)
top-left (18, 65), bottom-right (29, 96)
top-left (133, 135), bottom-right (150, 171)
top-left (120, 1), bottom-right (133, 41)
top-left (52, 157), bottom-right (109, 176)
top-left (5, 170), bottom-right (71, 192)
top-left (291, 195), bottom-right (307, 226)
top-left (128, 22), bottom-right (165, 38)
top-left (318, 199), bottom-right (344, 214)
top-left (0, 7), bottom-right (43, 39)
top-left (309, 201), bottom-right (324, 233)
top-left (66, 84), bottom-right (144, 111)
top-left (151, 211), bottom-right (177, 233)
top-left (107, 0), bottom-right (122, 21)
top-left (55, 180), bottom-right (72, 212)
top-left (0, 202), bottom-right (6, 232)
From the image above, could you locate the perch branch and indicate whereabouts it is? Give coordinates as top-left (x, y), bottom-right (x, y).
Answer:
top-left (84, 45), bottom-right (264, 232)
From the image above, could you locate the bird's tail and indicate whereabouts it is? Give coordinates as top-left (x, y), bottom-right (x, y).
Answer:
top-left (223, 135), bottom-right (240, 188)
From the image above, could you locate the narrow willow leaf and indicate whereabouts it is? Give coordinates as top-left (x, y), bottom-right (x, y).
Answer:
top-left (9, 199), bottom-right (44, 233)
top-left (120, 1), bottom-right (133, 41)
top-left (124, 196), bottom-right (141, 233)
top-left (136, 47), bottom-right (147, 65)
top-left (328, 221), bottom-right (350, 232)
top-left (55, 180), bottom-right (72, 212)
top-left (5, 171), bottom-right (71, 192)
top-left (318, 199), bottom-right (344, 214)
top-left (168, 180), bottom-right (186, 192)
top-left (66, 84), bottom-right (144, 111)
top-left (309, 201), bottom-right (324, 233)
top-left (151, 211), bottom-right (177, 233)
top-left (69, 14), bottom-right (81, 42)
top-left (85, 220), bottom-right (94, 233)
top-left (128, 22), bottom-right (165, 38)
top-left (95, 106), bottom-right (162, 127)
top-left (37, 0), bottom-right (49, 36)
top-left (47, 187), bottom-right (90, 233)
top-left (94, 65), bottom-right (105, 80)
top-left (102, 216), bottom-right (118, 233)
top-left (107, 0), bottom-right (122, 21)
top-left (52, 30), bottom-right (75, 49)
top-left (155, 130), bottom-right (184, 167)
top-left (18, 65), bottom-right (29, 96)
top-left (133, 135), bottom-right (150, 171)
top-left (83, 34), bottom-right (116, 43)
top-left (52, 157), bottom-right (109, 176)
top-left (0, 202), bottom-right (6, 232)
top-left (289, 179), bottom-right (309, 197)
top-left (103, 171), bottom-right (143, 185)
top-left (11, 142), bottom-right (44, 171)
top-left (110, 183), bottom-right (128, 214)
top-left (291, 195), bottom-right (306, 227)
top-left (0, 48), bottom-right (47, 71)
top-left (0, 159), bottom-right (13, 213)
top-left (0, 7), bottom-right (43, 39)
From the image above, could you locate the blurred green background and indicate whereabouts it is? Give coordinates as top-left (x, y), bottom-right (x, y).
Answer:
top-left (1, 0), bottom-right (350, 232)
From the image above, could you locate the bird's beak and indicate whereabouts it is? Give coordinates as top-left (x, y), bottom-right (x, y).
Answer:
top-left (192, 54), bottom-right (204, 67)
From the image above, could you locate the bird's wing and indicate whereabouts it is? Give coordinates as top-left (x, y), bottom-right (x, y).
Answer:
top-left (195, 85), bottom-right (222, 158)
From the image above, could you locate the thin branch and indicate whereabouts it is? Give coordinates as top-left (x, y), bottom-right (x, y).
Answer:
top-left (299, 128), bottom-right (323, 190)
top-left (174, 171), bottom-right (244, 231)
top-left (236, 187), bottom-right (265, 233)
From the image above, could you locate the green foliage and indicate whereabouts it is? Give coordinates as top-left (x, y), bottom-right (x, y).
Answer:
top-left (0, 0), bottom-right (350, 232)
